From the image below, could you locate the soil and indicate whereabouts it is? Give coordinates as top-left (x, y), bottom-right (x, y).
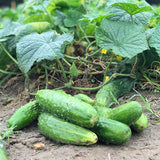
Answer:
top-left (0, 80), bottom-right (160, 160)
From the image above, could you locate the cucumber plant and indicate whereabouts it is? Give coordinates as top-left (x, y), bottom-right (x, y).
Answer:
top-left (0, 0), bottom-right (159, 92)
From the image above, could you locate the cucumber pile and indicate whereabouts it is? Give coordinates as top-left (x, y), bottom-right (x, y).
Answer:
top-left (6, 83), bottom-right (148, 147)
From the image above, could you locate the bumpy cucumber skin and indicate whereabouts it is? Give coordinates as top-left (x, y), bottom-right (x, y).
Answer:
top-left (38, 112), bottom-right (98, 145)
top-left (95, 78), bottom-right (135, 107)
top-left (74, 94), bottom-right (95, 105)
top-left (94, 118), bottom-right (131, 145)
top-left (36, 89), bottom-right (98, 128)
top-left (93, 105), bottom-right (112, 118)
top-left (95, 82), bottom-right (120, 107)
top-left (0, 142), bottom-right (8, 160)
top-left (106, 101), bottom-right (142, 126)
top-left (7, 101), bottom-right (40, 130)
top-left (131, 113), bottom-right (148, 132)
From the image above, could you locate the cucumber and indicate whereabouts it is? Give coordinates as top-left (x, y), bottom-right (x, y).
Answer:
top-left (131, 113), bottom-right (148, 132)
top-left (0, 141), bottom-right (8, 160)
top-left (74, 94), bottom-right (95, 105)
top-left (36, 89), bottom-right (98, 128)
top-left (95, 78), bottom-right (135, 107)
top-left (38, 112), bottom-right (98, 145)
top-left (106, 101), bottom-right (142, 126)
top-left (93, 117), bottom-right (131, 144)
top-left (7, 101), bottom-right (40, 130)
top-left (93, 105), bottom-right (112, 118)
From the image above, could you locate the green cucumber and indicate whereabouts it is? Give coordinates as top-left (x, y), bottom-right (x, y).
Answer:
top-left (38, 112), bottom-right (98, 145)
top-left (7, 101), bottom-right (40, 130)
top-left (106, 101), bottom-right (142, 126)
top-left (131, 113), bottom-right (148, 132)
top-left (74, 94), bottom-right (95, 105)
top-left (93, 105), bottom-right (112, 118)
top-left (93, 118), bottom-right (131, 144)
top-left (95, 78), bottom-right (135, 107)
top-left (36, 89), bottom-right (98, 128)
top-left (0, 141), bottom-right (8, 160)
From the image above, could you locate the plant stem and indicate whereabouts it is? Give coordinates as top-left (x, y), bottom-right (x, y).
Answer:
top-left (24, 73), bottom-right (30, 91)
top-left (1, 44), bottom-right (18, 65)
top-left (140, 69), bottom-right (160, 90)
top-left (62, 58), bottom-right (71, 67)
top-left (78, 36), bottom-right (95, 43)
top-left (85, 40), bottom-right (96, 59)
top-left (0, 69), bottom-right (20, 75)
top-left (88, 48), bottom-right (101, 57)
top-left (56, 58), bottom-right (68, 82)
top-left (131, 15), bottom-right (134, 24)
top-left (143, 73), bottom-right (160, 90)
top-left (103, 55), bottom-right (113, 83)
top-left (131, 55), bottom-right (138, 74)
top-left (78, 25), bottom-right (90, 44)
top-left (0, 74), bottom-right (11, 87)
top-left (64, 55), bottom-right (117, 66)
top-left (141, 52), bottom-right (146, 67)
top-left (44, 62), bottom-right (48, 89)
top-left (70, 82), bottom-right (107, 91)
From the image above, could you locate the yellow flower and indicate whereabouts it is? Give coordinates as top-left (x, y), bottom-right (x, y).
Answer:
top-left (81, 0), bottom-right (84, 4)
top-left (83, 41), bottom-right (87, 46)
top-left (101, 49), bottom-right (107, 54)
top-left (99, 0), bottom-right (104, 3)
top-left (48, 81), bottom-right (53, 85)
top-left (105, 76), bottom-right (109, 82)
top-left (116, 55), bottom-right (123, 60)
top-left (37, 68), bottom-right (41, 74)
top-left (38, 75), bottom-right (45, 79)
top-left (157, 67), bottom-right (160, 71)
top-left (89, 47), bottom-right (92, 51)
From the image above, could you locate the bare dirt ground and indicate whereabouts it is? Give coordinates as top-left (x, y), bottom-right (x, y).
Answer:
top-left (0, 81), bottom-right (160, 160)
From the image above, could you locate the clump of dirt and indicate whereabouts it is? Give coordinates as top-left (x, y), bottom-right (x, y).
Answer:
top-left (0, 80), bottom-right (160, 160)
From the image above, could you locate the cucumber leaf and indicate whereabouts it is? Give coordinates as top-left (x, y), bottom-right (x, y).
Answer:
top-left (112, 3), bottom-right (152, 15)
top-left (149, 24), bottom-right (160, 57)
top-left (23, 14), bottom-right (52, 24)
top-left (0, 46), bottom-right (11, 69)
top-left (64, 10), bottom-right (83, 27)
top-left (108, 0), bottom-right (153, 25)
top-left (0, 22), bottom-right (22, 38)
top-left (107, 0), bottom-right (129, 6)
top-left (70, 62), bottom-right (79, 78)
top-left (95, 19), bottom-right (148, 58)
top-left (16, 31), bottom-right (73, 73)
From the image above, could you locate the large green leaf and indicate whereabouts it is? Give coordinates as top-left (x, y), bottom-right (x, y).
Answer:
top-left (108, 0), bottom-right (153, 25)
top-left (0, 45), bottom-right (11, 69)
top-left (112, 3), bottom-right (152, 15)
top-left (149, 24), bottom-right (160, 57)
top-left (109, 7), bottom-right (153, 25)
top-left (23, 14), bottom-right (52, 24)
top-left (81, 13), bottom-right (113, 23)
top-left (54, 0), bottom-right (81, 7)
top-left (64, 10), bottom-right (83, 27)
top-left (0, 22), bottom-right (21, 38)
top-left (107, 0), bottom-right (129, 6)
top-left (16, 31), bottom-right (73, 73)
top-left (95, 19), bottom-right (148, 58)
